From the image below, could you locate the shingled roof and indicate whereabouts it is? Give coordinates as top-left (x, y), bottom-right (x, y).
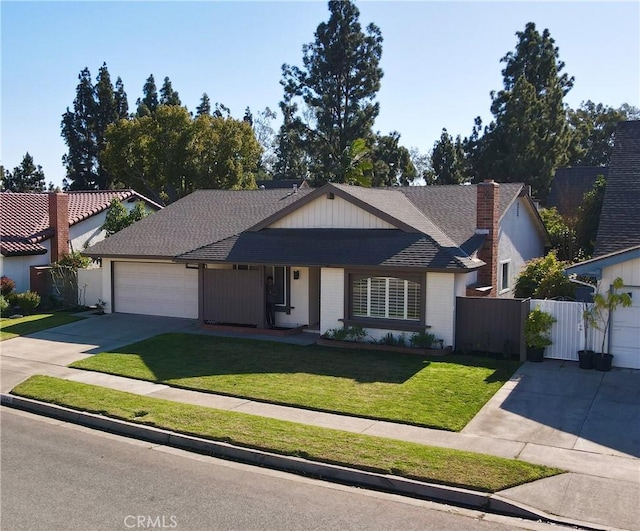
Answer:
top-left (85, 182), bottom-right (539, 272)
top-left (0, 190), bottom-right (160, 257)
top-left (547, 166), bottom-right (608, 219)
top-left (83, 187), bottom-right (313, 259)
top-left (594, 121), bottom-right (640, 256)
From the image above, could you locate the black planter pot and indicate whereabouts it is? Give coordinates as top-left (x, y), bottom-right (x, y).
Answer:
top-left (527, 346), bottom-right (545, 362)
top-left (578, 350), bottom-right (594, 370)
top-left (593, 353), bottom-right (613, 372)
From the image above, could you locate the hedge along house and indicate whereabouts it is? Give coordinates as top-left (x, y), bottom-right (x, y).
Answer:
top-left (83, 181), bottom-right (548, 347)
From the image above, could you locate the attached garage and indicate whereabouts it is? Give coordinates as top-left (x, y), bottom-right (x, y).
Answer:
top-left (113, 262), bottom-right (198, 319)
top-left (611, 286), bottom-right (640, 370)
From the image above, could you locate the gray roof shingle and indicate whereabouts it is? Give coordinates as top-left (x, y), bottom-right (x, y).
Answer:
top-left (594, 121), bottom-right (640, 256)
top-left (547, 166), bottom-right (608, 219)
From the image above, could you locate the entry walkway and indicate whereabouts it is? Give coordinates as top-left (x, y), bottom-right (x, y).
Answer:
top-left (1, 314), bottom-right (639, 530)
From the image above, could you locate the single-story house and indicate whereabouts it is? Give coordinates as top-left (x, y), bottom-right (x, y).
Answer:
top-left (565, 120), bottom-right (640, 369)
top-left (0, 190), bottom-right (161, 293)
top-left (83, 180), bottom-right (548, 348)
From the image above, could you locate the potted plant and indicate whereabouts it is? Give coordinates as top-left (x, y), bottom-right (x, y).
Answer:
top-left (589, 277), bottom-right (632, 372)
top-left (524, 306), bottom-right (556, 362)
top-left (578, 301), bottom-right (595, 369)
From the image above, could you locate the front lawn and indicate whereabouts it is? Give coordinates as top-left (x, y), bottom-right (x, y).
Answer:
top-left (11, 375), bottom-right (561, 493)
top-left (0, 313), bottom-right (83, 341)
top-left (70, 333), bottom-right (520, 431)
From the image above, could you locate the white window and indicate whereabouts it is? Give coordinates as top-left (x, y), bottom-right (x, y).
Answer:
top-left (352, 276), bottom-right (420, 321)
top-left (500, 261), bottom-right (510, 292)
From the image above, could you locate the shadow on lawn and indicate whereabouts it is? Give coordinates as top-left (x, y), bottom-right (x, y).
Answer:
top-left (105, 333), bottom-right (517, 385)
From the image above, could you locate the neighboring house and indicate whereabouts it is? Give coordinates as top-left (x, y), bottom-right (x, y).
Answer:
top-left (547, 166), bottom-right (608, 220)
top-left (83, 181), bottom-right (547, 348)
top-left (565, 121), bottom-right (640, 369)
top-left (255, 179), bottom-right (309, 190)
top-left (0, 190), bottom-right (161, 293)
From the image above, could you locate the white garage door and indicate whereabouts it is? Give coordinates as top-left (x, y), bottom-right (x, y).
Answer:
top-left (114, 262), bottom-right (198, 319)
top-left (611, 286), bottom-right (640, 369)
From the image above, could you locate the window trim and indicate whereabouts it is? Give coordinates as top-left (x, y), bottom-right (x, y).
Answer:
top-left (344, 270), bottom-right (426, 329)
top-left (499, 260), bottom-right (511, 293)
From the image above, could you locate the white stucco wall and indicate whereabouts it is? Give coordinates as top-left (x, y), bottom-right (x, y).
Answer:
top-left (320, 267), bottom-right (344, 333)
top-left (77, 267), bottom-right (103, 307)
top-left (497, 198), bottom-right (546, 297)
top-left (270, 195), bottom-right (394, 229)
top-left (0, 241), bottom-right (51, 293)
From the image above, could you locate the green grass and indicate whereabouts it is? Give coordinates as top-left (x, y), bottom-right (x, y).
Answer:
top-left (11, 375), bottom-right (562, 493)
top-left (70, 333), bottom-right (520, 431)
top-left (0, 313), bottom-right (83, 341)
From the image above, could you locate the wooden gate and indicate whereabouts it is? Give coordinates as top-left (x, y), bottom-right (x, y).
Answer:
top-left (455, 297), bottom-right (529, 359)
top-left (203, 269), bottom-right (263, 326)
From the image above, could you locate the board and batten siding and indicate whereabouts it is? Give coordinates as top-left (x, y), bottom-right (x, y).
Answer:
top-left (320, 267), bottom-right (344, 334)
top-left (426, 272), bottom-right (456, 347)
top-left (269, 195), bottom-right (394, 229)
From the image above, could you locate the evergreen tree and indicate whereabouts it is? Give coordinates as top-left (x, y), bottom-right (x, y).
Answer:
top-left (114, 77), bottom-right (129, 119)
top-left (277, 0), bottom-right (383, 184)
top-left (427, 129), bottom-right (467, 185)
top-left (470, 23), bottom-right (574, 200)
top-left (273, 99), bottom-right (309, 180)
top-left (1, 153), bottom-right (46, 192)
top-left (370, 132), bottom-right (416, 186)
top-left (575, 174), bottom-right (606, 257)
top-left (61, 67), bottom-right (99, 189)
top-left (159, 76), bottom-right (181, 106)
top-left (136, 74), bottom-right (158, 117)
top-left (94, 63), bottom-right (119, 189)
top-left (196, 93), bottom-right (212, 116)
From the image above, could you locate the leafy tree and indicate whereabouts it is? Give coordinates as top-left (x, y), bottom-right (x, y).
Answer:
top-left (103, 105), bottom-right (261, 204)
top-left (250, 106), bottom-right (278, 178)
top-left (409, 147), bottom-right (433, 185)
top-left (540, 207), bottom-right (576, 261)
top-left (370, 132), bottom-right (416, 186)
top-left (1, 153), bottom-right (46, 192)
top-left (575, 174), bottom-right (606, 257)
top-left (102, 198), bottom-right (149, 237)
top-left (159, 76), bottom-right (181, 106)
top-left (514, 252), bottom-right (575, 300)
top-left (427, 129), bottom-right (467, 185)
top-left (470, 23), bottom-right (574, 200)
top-left (136, 74), bottom-right (159, 117)
top-left (568, 101), bottom-right (640, 166)
top-left (278, 0), bottom-right (383, 184)
top-left (196, 93), bottom-right (212, 117)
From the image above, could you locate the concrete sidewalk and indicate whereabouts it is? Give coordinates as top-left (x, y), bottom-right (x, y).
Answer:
top-left (1, 314), bottom-right (639, 530)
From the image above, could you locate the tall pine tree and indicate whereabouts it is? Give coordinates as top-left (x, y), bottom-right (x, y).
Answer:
top-left (159, 76), bottom-right (181, 106)
top-left (470, 23), bottom-right (574, 200)
top-left (1, 152), bottom-right (46, 192)
top-left (277, 0), bottom-right (383, 185)
top-left (136, 74), bottom-right (158, 117)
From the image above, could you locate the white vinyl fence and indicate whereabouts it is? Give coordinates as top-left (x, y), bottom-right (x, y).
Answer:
top-left (530, 299), bottom-right (603, 361)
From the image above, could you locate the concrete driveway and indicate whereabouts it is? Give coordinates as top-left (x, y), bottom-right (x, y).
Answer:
top-left (0, 313), bottom-right (197, 393)
top-left (462, 359), bottom-right (640, 459)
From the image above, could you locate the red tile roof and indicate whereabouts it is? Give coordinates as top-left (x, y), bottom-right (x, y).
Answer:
top-left (0, 190), bottom-right (159, 257)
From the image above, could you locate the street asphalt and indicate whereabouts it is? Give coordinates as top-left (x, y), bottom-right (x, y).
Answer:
top-left (1, 312), bottom-right (638, 530)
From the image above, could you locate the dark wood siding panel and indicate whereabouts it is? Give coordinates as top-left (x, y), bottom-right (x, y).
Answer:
top-left (455, 297), bottom-right (528, 359)
top-left (204, 269), bottom-right (263, 326)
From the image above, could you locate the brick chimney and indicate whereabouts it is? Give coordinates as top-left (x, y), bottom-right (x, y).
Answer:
top-left (48, 192), bottom-right (70, 262)
top-left (476, 180), bottom-right (499, 296)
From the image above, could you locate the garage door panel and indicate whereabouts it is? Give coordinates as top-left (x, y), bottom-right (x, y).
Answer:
top-left (114, 262), bottom-right (198, 319)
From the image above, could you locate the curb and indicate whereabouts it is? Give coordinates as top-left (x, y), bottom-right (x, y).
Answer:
top-left (0, 393), bottom-right (599, 529)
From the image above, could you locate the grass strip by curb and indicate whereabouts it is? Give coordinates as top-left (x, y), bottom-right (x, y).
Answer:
top-left (12, 375), bottom-right (562, 493)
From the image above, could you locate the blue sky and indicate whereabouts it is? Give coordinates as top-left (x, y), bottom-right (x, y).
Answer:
top-left (2, 1), bottom-right (638, 188)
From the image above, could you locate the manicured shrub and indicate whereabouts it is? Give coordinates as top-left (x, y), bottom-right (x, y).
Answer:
top-left (0, 295), bottom-right (10, 316)
top-left (12, 291), bottom-right (41, 315)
